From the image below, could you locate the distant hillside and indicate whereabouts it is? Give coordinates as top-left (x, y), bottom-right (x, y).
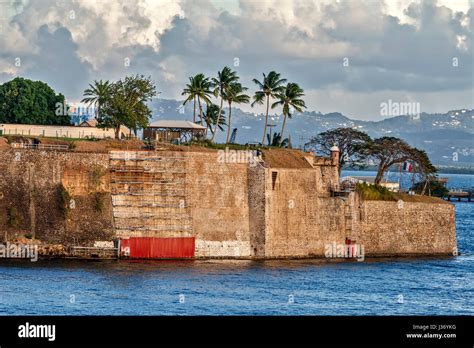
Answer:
top-left (149, 99), bottom-right (474, 167)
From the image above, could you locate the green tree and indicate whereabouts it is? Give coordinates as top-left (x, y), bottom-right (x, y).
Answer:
top-left (87, 75), bottom-right (157, 139)
top-left (211, 67), bottom-right (238, 142)
top-left (81, 80), bottom-right (112, 121)
top-left (407, 147), bottom-right (438, 195)
top-left (224, 82), bottom-right (250, 144)
top-left (305, 127), bottom-right (373, 176)
top-left (0, 77), bottom-right (69, 125)
top-left (369, 137), bottom-right (412, 184)
top-left (181, 75), bottom-right (200, 123)
top-left (272, 83), bottom-right (306, 146)
top-left (411, 180), bottom-right (448, 197)
top-left (182, 73), bottom-right (213, 127)
top-left (251, 71), bottom-right (287, 145)
top-left (267, 132), bottom-right (289, 147)
top-left (197, 103), bottom-right (226, 137)
top-left (367, 137), bottom-right (435, 185)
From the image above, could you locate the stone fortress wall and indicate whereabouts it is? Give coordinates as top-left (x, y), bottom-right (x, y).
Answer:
top-left (0, 147), bottom-right (456, 258)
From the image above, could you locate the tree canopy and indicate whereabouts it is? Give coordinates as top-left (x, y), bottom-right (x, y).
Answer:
top-left (224, 82), bottom-right (250, 144)
top-left (82, 75), bottom-right (157, 139)
top-left (197, 103), bottom-right (226, 136)
top-left (272, 82), bottom-right (306, 146)
top-left (210, 66), bottom-right (239, 141)
top-left (305, 127), bottom-right (372, 175)
top-left (181, 73), bottom-right (212, 126)
top-left (0, 77), bottom-right (69, 125)
top-left (307, 128), bottom-right (437, 191)
top-left (367, 136), bottom-right (437, 184)
top-left (81, 80), bottom-right (111, 121)
top-left (252, 71), bottom-right (287, 145)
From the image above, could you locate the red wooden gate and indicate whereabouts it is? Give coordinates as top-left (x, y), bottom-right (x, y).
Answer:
top-left (120, 237), bottom-right (195, 259)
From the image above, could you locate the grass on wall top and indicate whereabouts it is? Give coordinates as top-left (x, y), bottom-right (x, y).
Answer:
top-left (356, 182), bottom-right (447, 204)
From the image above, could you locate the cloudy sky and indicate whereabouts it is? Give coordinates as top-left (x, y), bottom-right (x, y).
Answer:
top-left (0, 0), bottom-right (472, 120)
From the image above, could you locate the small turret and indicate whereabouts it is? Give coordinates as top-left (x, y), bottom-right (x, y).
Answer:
top-left (330, 144), bottom-right (340, 166)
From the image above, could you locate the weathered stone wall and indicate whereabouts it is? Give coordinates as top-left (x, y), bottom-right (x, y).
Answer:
top-left (248, 165), bottom-right (266, 258)
top-left (0, 149), bottom-right (114, 245)
top-left (262, 167), bottom-right (347, 258)
top-left (106, 150), bottom-right (253, 257)
top-left (261, 167), bottom-right (456, 258)
top-left (186, 152), bottom-right (251, 257)
top-left (0, 147), bottom-right (457, 258)
top-left (108, 151), bottom-right (193, 239)
top-left (355, 199), bottom-right (456, 256)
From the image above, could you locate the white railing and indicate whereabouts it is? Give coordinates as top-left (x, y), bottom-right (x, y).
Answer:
top-left (11, 143), bottom-right (70, 151)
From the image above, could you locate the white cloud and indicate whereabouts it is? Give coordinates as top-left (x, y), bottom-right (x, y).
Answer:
top-left (0, 0), bottom-right (472, 118)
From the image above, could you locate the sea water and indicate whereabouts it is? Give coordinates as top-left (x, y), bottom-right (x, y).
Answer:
top-left (0, 174), bottom-right (472, 315)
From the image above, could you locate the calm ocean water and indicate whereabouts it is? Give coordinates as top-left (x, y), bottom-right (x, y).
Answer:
top-left (0, 173), bottom-right (472, 315)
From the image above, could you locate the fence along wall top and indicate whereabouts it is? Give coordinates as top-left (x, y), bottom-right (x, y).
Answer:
top-left (109, 151), bottom-right (188, 161)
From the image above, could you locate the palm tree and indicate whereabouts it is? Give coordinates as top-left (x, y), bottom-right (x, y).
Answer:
top-left (267, 132), bottom-right (289, 147)
top-left (224, 83), bottom-right (250, 144)
top-left (272, 83), bottom-right (306, 146)
top-left (197, 103), bottom-right (226, 137)
top-left (251, 71), bottom-right (287, 145)
top-left (81, 80), bottom-right (111, 121)
top-left (211, 67), bottom-right (238, 142)
top-left (182, 74), bottom-right (213, 125)
top-left (181, 75), bottom-right (199, 123)
top-left (197, 75), bottom-right (213, 127)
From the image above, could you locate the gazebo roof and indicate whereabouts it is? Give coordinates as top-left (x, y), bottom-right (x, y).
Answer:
top-left (148, 120), bottom-right (206, 130)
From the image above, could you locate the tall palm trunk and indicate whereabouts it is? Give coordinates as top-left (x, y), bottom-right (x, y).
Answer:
top-left (198, 97), bottom-right (207, 137)
top-left (193, 96), bottom-right (196, 123)
top-left (279, 113), bottom-right (288, 146)
top-left (212, 96), bottom-right (224, 142)
top-left (226, 101), bottom-right (233, 144)
top-left (261, 95), bottom-right (270, 145)
top-left (198, 96), bottom-right (203, 123)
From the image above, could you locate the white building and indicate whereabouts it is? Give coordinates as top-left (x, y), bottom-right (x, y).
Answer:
top-left (340, 176), bottom-right (400, 192)
top-left (0, 123), bottom-right (116, 139)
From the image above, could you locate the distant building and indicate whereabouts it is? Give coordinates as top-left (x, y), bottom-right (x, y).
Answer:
top-left (0, 123), bottom-right (116, 139)
top-left (68, 103), bottom-right (96, 125)
top-left (79, 119), bottom-right (132, 139)
top-left (143, 120), bottom-right (206, 143)
top-left (341, 176), bottom-right (400, 192)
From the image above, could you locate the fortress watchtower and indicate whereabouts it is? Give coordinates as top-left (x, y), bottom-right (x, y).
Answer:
top-left (330, 144), bottom-right (340, 166)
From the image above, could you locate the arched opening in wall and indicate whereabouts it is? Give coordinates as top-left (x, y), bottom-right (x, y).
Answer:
top-left (272, 171), bottom-right (278, 190)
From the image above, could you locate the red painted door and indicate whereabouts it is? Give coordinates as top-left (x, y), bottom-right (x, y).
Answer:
top-left (120, 237), bottom-right (195, 259)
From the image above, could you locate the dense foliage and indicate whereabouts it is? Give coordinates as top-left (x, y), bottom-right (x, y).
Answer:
top-left (410, 180), bottom-right (449, 197)
top-left (356, 182), bottom-right (395, 201)
top-left (0, 77), bottom-right (69, 125)
top-left (305, 127), bottom-right (372, 175)
top-left (82, 75), bottom-right (157, 138)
